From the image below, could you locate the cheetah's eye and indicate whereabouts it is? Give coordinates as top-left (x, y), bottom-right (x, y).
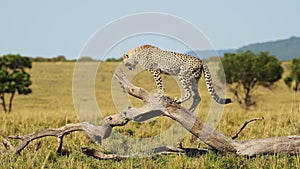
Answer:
top-left (122, 54), bottom-right (129, 59)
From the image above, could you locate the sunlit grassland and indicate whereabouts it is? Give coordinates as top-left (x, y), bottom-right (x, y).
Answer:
top-left (1, 61), bottom-right (300, 168)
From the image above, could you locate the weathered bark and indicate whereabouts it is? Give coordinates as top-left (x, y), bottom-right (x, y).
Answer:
top-left (81, 146), bottom-right (200, 160)
top-left (4, 70), bottom-right (300, 158)
top-left (81, 147), bottom-right (128, 161)
top-left (2, 138), bottom-right (14, 151)
top-left (113, 70), bottom-right (300, 156)
top-left (5, 121), bottom-right (206, 158)
top-left (8, 123), bottom-right (85, 154)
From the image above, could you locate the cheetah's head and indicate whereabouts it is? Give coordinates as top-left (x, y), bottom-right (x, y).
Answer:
top-left (122, 53), bottom-right (137, 71)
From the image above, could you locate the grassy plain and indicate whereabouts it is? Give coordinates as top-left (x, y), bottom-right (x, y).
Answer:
top-left (1, 61), bottom-right (300, 168)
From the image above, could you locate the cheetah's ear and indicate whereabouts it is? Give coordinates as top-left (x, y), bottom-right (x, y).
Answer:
top-left (122, 54), bottom-right (129, 59)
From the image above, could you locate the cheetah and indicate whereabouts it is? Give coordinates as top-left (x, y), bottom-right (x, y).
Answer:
top-left (122, 44), bottom-right (232, 112)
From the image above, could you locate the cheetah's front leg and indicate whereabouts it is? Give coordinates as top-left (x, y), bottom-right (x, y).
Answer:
top-left (150, 69), bottom-right (165, 97)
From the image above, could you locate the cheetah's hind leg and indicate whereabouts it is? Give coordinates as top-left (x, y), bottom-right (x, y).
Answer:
top-left (175, 69), bottom-right (193, 104)
top-left (188, 78), bottom-right (201, 112)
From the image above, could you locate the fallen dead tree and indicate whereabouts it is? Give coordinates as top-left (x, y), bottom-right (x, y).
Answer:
top-left (2, 70), bottom-right (300, 159)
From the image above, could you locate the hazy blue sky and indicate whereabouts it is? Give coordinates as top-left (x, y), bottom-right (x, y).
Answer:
top-left (1, 0), bottom-right (299, 59)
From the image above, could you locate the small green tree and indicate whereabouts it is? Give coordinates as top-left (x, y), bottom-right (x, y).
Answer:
top-left (284, 57), bottom-right (300, 91)
top-left (0, 67), bottom-right (9, 112)
top-left (0, 54), bottom-right (32, 113)
top-left (220, 51), bottom-right (283, 109)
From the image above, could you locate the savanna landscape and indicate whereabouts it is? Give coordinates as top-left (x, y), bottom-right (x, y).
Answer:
top-left (1, 61), bottom-right (300, 169)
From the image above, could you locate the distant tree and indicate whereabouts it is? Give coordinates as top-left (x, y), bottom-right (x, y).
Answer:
top-left (0, 54), bottom-right (32, 113)
top-left (33, 56), bottom-right (52, 62)
top-left (220, 51), bottom-right (283, 109)
top-left (78, 56), bottom-right (97, 62)
top-left (105, 57), bottom-right (122, 62)
top-left (52, 55), bottom-right (67, 62)
top-left (284, 57), bottom-right (300, 91)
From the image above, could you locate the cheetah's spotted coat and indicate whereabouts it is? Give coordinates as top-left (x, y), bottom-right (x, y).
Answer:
top-left (122, 45), bottom-right (231, 111)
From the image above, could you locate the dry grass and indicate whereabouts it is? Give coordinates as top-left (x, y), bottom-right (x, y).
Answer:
top-left (0, 61), bottom-right (300, 168)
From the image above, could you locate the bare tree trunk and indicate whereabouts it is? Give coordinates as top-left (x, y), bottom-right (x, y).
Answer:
top-left (8, 91), bottom-right (15, 113)
top-left (3, 70), bottom-right (300, 158)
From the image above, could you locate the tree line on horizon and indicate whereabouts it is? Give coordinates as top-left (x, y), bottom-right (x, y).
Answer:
top-left (24, 55), bottom-right (119, 62)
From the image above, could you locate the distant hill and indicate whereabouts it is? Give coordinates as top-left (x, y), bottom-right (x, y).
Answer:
top-left (238, 36), bottom-right (300, 61)
top-left (185, 36), bottom-right (300, 61)
top-left (185, 49), bottom-right (236, 59)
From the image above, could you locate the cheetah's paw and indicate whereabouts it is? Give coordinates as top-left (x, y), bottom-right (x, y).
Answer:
top-left (173, 97), bottom-right (182, 104)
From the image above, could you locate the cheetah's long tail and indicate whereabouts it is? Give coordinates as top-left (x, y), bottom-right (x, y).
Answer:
top-left (202, 64), bottom-right (232, 104)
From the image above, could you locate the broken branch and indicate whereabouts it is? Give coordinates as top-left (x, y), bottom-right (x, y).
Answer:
top-left (232, 117), bottom-right (264, 140)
